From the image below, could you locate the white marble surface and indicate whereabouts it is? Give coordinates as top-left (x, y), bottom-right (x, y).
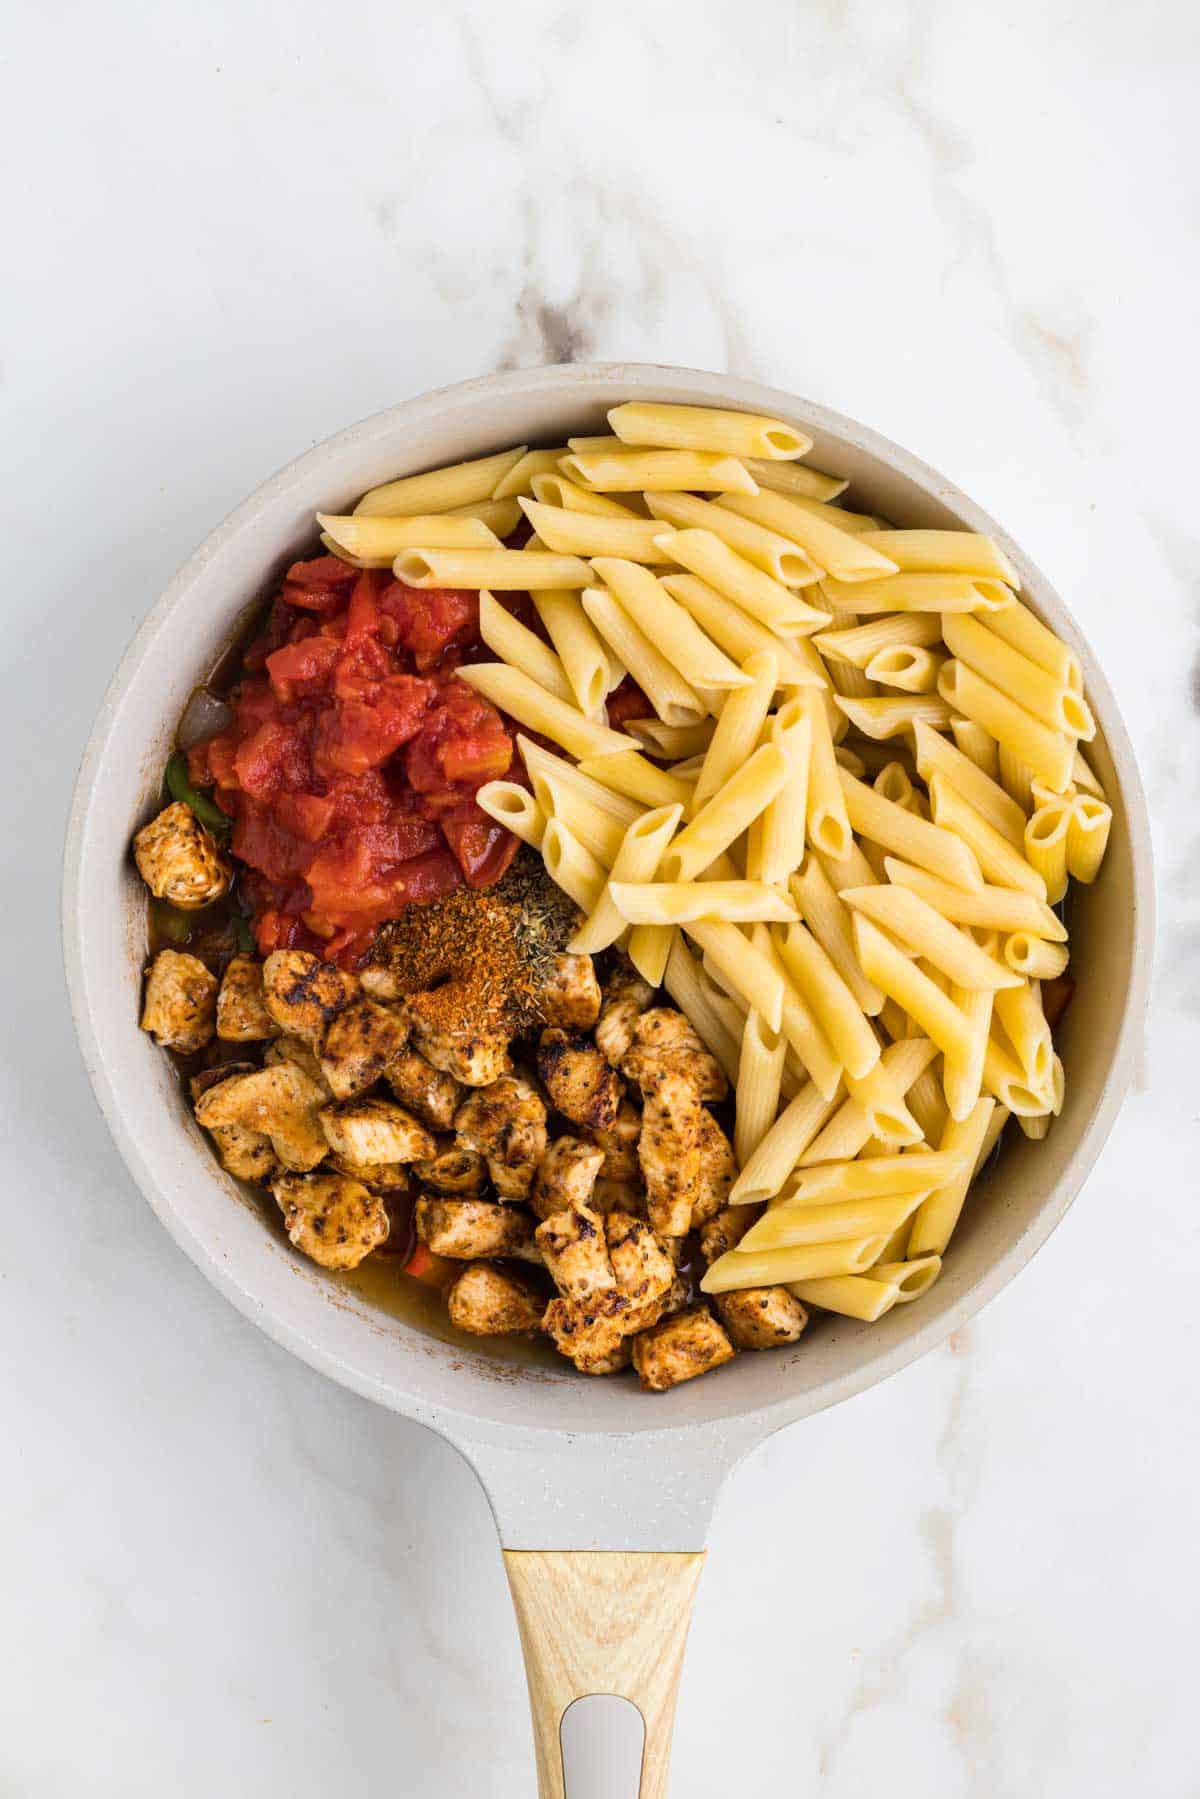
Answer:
top-left (3, 2), bottom-right (1197, 1793)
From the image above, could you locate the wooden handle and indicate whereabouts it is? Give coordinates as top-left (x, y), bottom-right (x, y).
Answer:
top-left (503, 1550), bottom-right (705, 1799)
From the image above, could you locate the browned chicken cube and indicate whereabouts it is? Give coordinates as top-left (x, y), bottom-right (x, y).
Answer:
top-left (208, 1121), bottom-right (276, 1183)
top-left (271, 1169), bottom-right (389, 1270)
top-left (538, 1028), bottom-right (624, 1131)
top-left (402, 990), bottom-right (512, 1086)
top-left (590, 1178), bottom-right (648, 1218)
top-left (414, 1197), bottom-right (536, 1260)
top-left (328, 1156), bottom-right (410, 1191)
top-left (581, 1099), bottom-right (643, 1182)
top-left (534, 1204), bottom-right (615, 1301)
top-left (530, 1137), bottom-right (604, 1220)
top-left (537, 953), bottom-right (602, 1028)
top-left (386, 1050), bottom-right (462, 1130)
top-left (411, 1145), bottom-right (489, 1196)
top-left (141, 949), bottom-right (218, 1053)
top-left (134, 801), bottom-right (232, 910)
top-left (215, 955), bottom-right (278, 1041)
top-left (195, 1062), bottom-right (328, 1171)
top-left (319, 1097), bottom-right (436, 1166)
top-left (638, 1067), bottom-right (702, 1237)
top-left (543, 1292), bottom-right (629, 1374)
top-left (319, 997), bottom-right (409, 1100)
top-left (620, 1008), bottom-right (728, 1101)
top-left (446, 1263), bottom-right (545, 1335)
top-left (262, 950), bottom-right (360, 1048)
top-left (691, 1109), bottom-right (738, 1225)
top-left (698, 1205), bottom-right (759, 1264)
top-left (594, 967), bottom-right (656, 1067)
top-left (454, 1077), bottom-right (548, 1200)
top-left (606, 1212), bottom-right (675, 1315)
top-left (631, 1305), bottom-right (736, 1391)
top-left (264, 1034), bottom-right (333, 1095)
top-left (715, 1287), bottom-right (809, 1350)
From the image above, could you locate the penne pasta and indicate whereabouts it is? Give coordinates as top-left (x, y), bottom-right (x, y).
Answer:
top-left (776, 1149), bottom-right (967, 1207)
top-left (776, 921), bottom-right (881, 1080)
top-left (653, 529), bottom-right (831, 635)
top-left (833, 695), bottom-right (954, 741)
top-left (542, 818), bottom-right (607, 913)
top-left (445, 497), bottom-right (524, 536)
top-left (815, 611), bottom-right (944, 670)
top-left (786, 1272), bottom-right (903, 1322)
top-left (608, 401), bottom-right (812, 460)
top-left (1004, 933), bottom-right (1070, 980)
top-left (458, 665), bottom-right (636, 760)
top-left (799, 686), bottom-right (854, 859)
top-left (591, 558), bottom-right (751, 693)
top-left (517, 736), bottom-right (642, 826)
top-left (799, 1038), bottom-right (936, 1165)
top-left (625, 717), bottom-right (716, 760)
top-left (475, 781), bottom-right (546, 850)
top-left (839, 768), bottom-right (983, 890)
top-left (750, 704), bottom-right (812, 884)
top-left (701, 1235), bottom-right (886, 1293)
top-left (662, 573), bottom-right (825, 689)
top-left (530, 472), bottom-right (645, 517)
top-left (646, 491), bottom-right (821, 585)
top-left (1071, 746), bottom-right (1106, 800)
top-left (744, 1191), bottom-right (930, 1251)
top-left (568, 805), bottom-right (682, 955)
top-left (316, 511), bottom-right (498, 564)
top-left (852, 915), bottom-right (979, 1076)
top-left (560, 449), bottom-right (759, 495)
top-left (869, 1256), bottom-right (943, 1301)
top-left (579, 587), bottom-right (707, 729)
top-left (735, 1009), bottom-right (788, 1171)
top-left (1066, 793), bottom-right (1112, 884)
top-left (927, 774), bottom-right (1047, 900)
top-left (661, 742), bottom-right (790, 880)
top-left (913, 719), bottom-right (1026, 846)
top-left (864, 644), bottom-right (944, 693)
top-left (531, 588), bottom-right (611, 716)
top-left (855, 530), bottom-right (1020, 586)
top-left (942, 612), bottom-right (1095, 739)
top-left (751, 924), bottom-right (844, 1101)
top-left (820, 573), bottom-right (1016, 614)
top-left (982, 1036), bottom-right (1052, 1116)
top-left (730, 1080), bottom-right (844, 1206)
top-left (394, 547), bottom-right (591, 592)
top-left (985, 594), bottom-right (1081, 690)
top-left (949, 718), bottom-right (1001, 779)
top-left (479, 592), bottom-right (575, 704)
top-left (720, 492), bottom-right (899, 582)
top-left (661, 935), bottom-right (742, 1083)
top-left (993, 982), bottom-right (1053, 1089)
top-left (883, 857), bottom-right (1065, 940)
top-left (684, 920), bottom-right (788, 1032)
top-left (938, 659), bottom-right (1075, 793)
top-left (576, 748), bottom-right (695, 812)
top-left (789, 852), bottom-right (882, 1014)
top-left (519, 497), bottom-right (673, 564)
top-left (607, 881), bottom-right (797, 926)
top-left (942, 973), bottom-right (993, 1122)
top-left (690, 650), bottom-right (781, 809)
top-left (355, 446), bottom-right (527, 517)
top-left (492, 447), bottom-right (571, 499)
top-left (839, 885), bottom-right (1021, 991)
top-left (742, 457), bottom-right (849, 502)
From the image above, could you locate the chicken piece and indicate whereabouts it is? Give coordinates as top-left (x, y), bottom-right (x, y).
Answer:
top-left (215, 955), bottom-right (278, 1042)
top-left (631, 1304), bottom-right (736, 1391)
top-left (360, 966), bottom-right (405, 1001)
top-left (141, 950), bottom-right (218, 1053)
top-left (264, 1034), bottom-right (334, 1097)
top-left (608, 959), bottom-right (657, 1008)
top-left (538, 1028), bottom-right (624, 1131)
top-left (699, 1205), bottom-right (759, 1264)
top-left (691, 1109), bottom-right (738, 1226)
top-left (195, 1062), bottom-right (328, 1171)
top-left (715, 1287), bottom-right (809, 1351)
top-left (534, 1204), bottom-right (615, 1302)
top-left (189, 1060), bottom-right (257, 1101)
top-left (328, 1156), bottom-right (411, 1192)
top-left (134, 801), bottom-right (232, 909)
top-left (454, 1077), bottom-right (548, 1200)
top-left (577, 1336), bottom-right (633, 1375)
top-left (638, 1067), bottom-right (702, 1237)
top-left (262, 950), bottom-right (359, 1048)
top-left (271, 1169), bottom-right (388, 1270)
top-left (606, 1212), bottom-right (675, 1316)
top-left (530, 1137), bottom-right (604, 1221)
top-left (590, 1177), bottom-right (648, 1219)
top-left (411, 1145), bottom-right (489, 1196)
top-left (537, 953), bottom-right (602, 1028)
top-left (543, 1292), bottom-right (629, 1374)
top-left (319, 1097), bottom-right (436, 1166)
top-left (208, 1122), bottom-right (276, 1183)
top-left (594, 970), bottom-right (656, 1068)
top-left (415, 1196), bottom-right (536, 1260)
top-left (620, 1008), bottom-right (728, 1101)
top-left (446, 1262), bottom-right (545, 1336)
top-left (402, 990), bottom-right (512, 1087)
top-left (386, 1049), bottom-right (462, 1130)
top-left (581, 1099), bottom-right (643, 1181)
top-left (319, 996), bottom-right (409, 1101)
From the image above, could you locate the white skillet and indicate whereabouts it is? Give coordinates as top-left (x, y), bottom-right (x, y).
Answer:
top-left (63, 364), bottom-right (1154, 1796)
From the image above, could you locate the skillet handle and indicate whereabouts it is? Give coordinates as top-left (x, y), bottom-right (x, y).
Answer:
top-left (503, 1549), bottom-right (705, 1798)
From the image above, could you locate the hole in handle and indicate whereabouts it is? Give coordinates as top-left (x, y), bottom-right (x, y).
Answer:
top-left (560, 1694), bottom-right (646, 1798)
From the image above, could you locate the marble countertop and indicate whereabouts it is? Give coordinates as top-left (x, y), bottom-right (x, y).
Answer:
top-left (3, 2), bottom-right (1197, 1793)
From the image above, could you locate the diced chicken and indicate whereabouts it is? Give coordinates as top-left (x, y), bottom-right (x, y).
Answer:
top-left (608, 960), bottom-right (657, 1008)
top-left (446, 1263), bottom-right (545, 1336)
top-left (543, 1292), bottom-right (629, 1374)
top-left (328, 1156), bottom-right (411, 1191)
top-left (691, 1109), bottom-right (738, 1225)
top-left (454, 1077), bottom-right (548, 1200)
top-left (195, 1062), bottom-right (328, 1171)
top-left (215, 955), bottom-right (278, 1041)
top-left (699, 1205), bottom-right (759, 1264)
top-left (606, 1212), bottom-right (675, 1315)
top-left (319, 1097), bottom-right (436, 1166)
top-left (537, 953), bottom-right (602, 1028)
top-left (595, 971), bottom-right (655, 1068)
top-left (620, 1008), bottom-right (728, 1101)
top-left (638, 1067), bottom-right (702, 1237)
top-left (411, 1145), bottom-right (489, 1196)
top-left (631, 1305), bottom-right (736, 1391)
top-left (415, 1197), bottom-right (536, 1260)
top-left (581, 1099), bottom-right (643, 1180)
top-left (141, 949), bottom-right (217, 1053)
top-left (386, 1049), bottom-right (462, 1131)
top-left (262, 950), bottom-right (359, 1048)
top-left (538, 1028), bottom-right (624, 1131)
top-left (208, 1121), bottom-right (276, 1182)
top-left (530, 1137), bottom-right (604, 1221)
top-left (715, 1287), bottom-right (809, 1350)
top-left (402, 990), bottom-right (512, 1087)
top-left (318, 996), bottom-right (409, 1100)
top-left (263, 1034), bottom-right (328, 1087)
top-left (590, 1177), bottom-right (648, 1218)
top-left (271, 1169), bottom-right (389, 1270)
top-left (575, 1336), bottom-right (633, 1375)
top-left (360, 966), bottom-right (405, 1001)
top-left (189, 1060), bottom-right (257, 1101)
top-left (133, 801), bottom-right (231, 909)
top-left (534, 1204), bottom-right (615, 1302)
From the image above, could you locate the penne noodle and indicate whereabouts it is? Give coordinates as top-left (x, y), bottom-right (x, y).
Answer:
top-left (913, 719), bottom-right (1026, 846)
top-left (720, 492), bottom-right (899, 582)
top-left (927, 774), bottom-right (1047, 898)
top-left (445, 497), bottom-right (524, 536)
top-left (530, 472), bottom-right (645, 517)
top-left (842, 1060), bottom-right (921, 1147)
top-left (653, 529), bottom-right (831, 635)
top-left (834, 745), bottom-right (868, 778)
top-left (982, 1035), bottom-right (1051, 1116)
top-left (560, 449), bottom-right (759, 495)
top-left (1071, 746), bottom-right (1106, 800)
top-left (752, 925), bottom-right (844, 1101)
top-left (776, 921), bottom-right (881, 1080)
top-left (730, 1080), bottom-right (844, 1206)
top-left (833, 695), bottom-right (954, 741)
top-left (479, 592), bottom-right (574, 704)
top-left (591, 558), bottom-right (751, 693)
top-left (938, 659), bottom-right (1075, 793)
top-left (743, 457), bottom-right (849, 502)
top-left (628, 921), bottom-right (676, 991)
top-left (789, 852), bottom-right (882, 1014)
top-left (519, 497), bottom-right (673, 564)
top-left (394, 547), bottom-right (591, 591)
top-left (816, 838), bottom-right (882, 895)
top-left (852, 916), bottom-right (979, 1074)
top-left (475, 781), bottom-right (546, 850)
top-left (992, 982), bottom-right (1053, 1089)
top-left (864, 644), bottom-right (944, 693)
top-left (776, 1149), bottom-right (966, 1207)
top-left (458, 665), bottom-right (636, 760)
top-left (517, 736), bottom-right (642, 826)
top-left (564, 434), bottom-right (633, 456)
top-left (942, 975), bottom-right (993, 1122)
top-left (820, 573), bottom-right (1016, 614)
top-left (997, 744), bottom-right (1038, 813)
top-left (701, 1235), bottom-right (887, 1293)
top-left (1004, 933), bottom-right (1070, 980)
top-left (576, 748), bottom-right (695, 811)
top-left (773, 496), bottom-right (886, 532)
top-left (661, 936), bottom-right (742, 1084)
top-left (683, 920), bottom-right (787, 1032)
top-left (355, 446), bottom-right (528, 517)
top-left (1067, 793), bottom-right (1112, 884)
top-left (580, 586), bottom-right (707, 729)
top-left (815, 611), bottom-right (944, 670)
top-left (942, 612), bottom-right (1095, 739)
top-left (662, 573), bottom-right (825, 688)
top-left (799, 1038), bottom-right (936, 1165)
top-left (608, 401), bottom-right (812, 460)
top-left (786, 1272), bottom-right (903, 1322)
top-left (1017, 1111), bottom-right (1051, 1140)
top-left (883, 858), bottom-right (1065, 941)
top-left (869, 1255), bottom-right (943, 1301)
top-left (626, 717), bottom-right (716, 760)
top-left (661, 742), bottom-right (790, 880)
top-left (839, 885), bottom-right (1021, 991)
top-left (532, 588), bottom-right (611, 716)
top-left (839, 768), bottom-right (983, 890)
top-left (855, 530), bottom-right (1020, 587)
top-left (542, 819), bottom-right (607, 914)
top-left (568, 805), bottom-right (682, 955)
top-left (799, 687), bottom-right (854, 860)
top-left (745, 1191), bottom-right (930, 1250)
top-left (316, 512), bottom-right (498, 564)
top-left (607, 881), bottom-right (797, 926)
top-left (735, 1010), bottom-right (788, 1171)
top-left (749, 704), bottom-right (812, 884)
top-left (949, 718), bottom-right (1000, 779)
top-left (985, 595), bottom-right (1081, 691)
top-left (492, 447), bottom-right (571, 499)
top-left (647, 491), bottom-right (821, 585)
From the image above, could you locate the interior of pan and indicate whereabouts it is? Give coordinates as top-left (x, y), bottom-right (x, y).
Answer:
top-left (63, 363), bottom-right (1153, 1442)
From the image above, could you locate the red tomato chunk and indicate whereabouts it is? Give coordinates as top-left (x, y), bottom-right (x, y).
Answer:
top-left (191, 563), bottom-right (520, 962)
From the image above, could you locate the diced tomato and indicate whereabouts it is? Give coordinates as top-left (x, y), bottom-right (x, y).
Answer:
top-left (234, 718), bottom-right (309, 800)
top-left (313, 676), bottom-right (432, 777)
top-left (265, 635), bottom-right (342, 700)
top-left (344, 570), bottom-right (384, 651)
top-left (441, 802), bottom-right (522, 888)
top-left (281, 555), bottom-right (357, 611)
top-left (273, 790), bottom-right (337, 841)
top-left (380, 582), bottom-right (477, 670)
top-left (440, 731), bottom-right (512, 784)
